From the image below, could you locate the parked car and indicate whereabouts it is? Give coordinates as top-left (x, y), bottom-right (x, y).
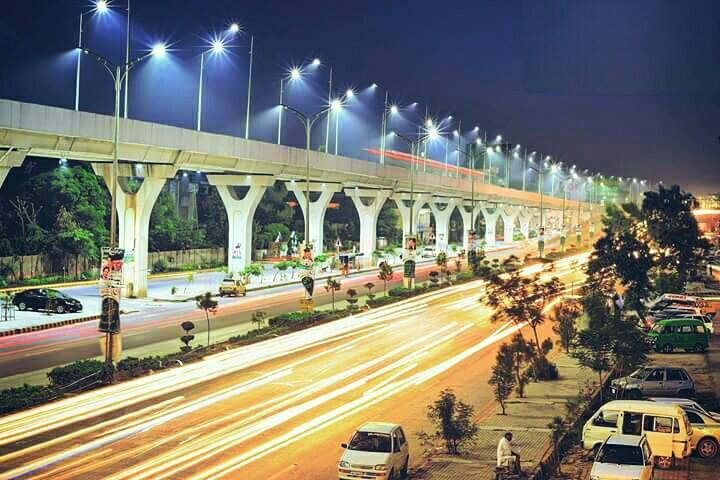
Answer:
top-left (644, 307), bottom-right (702, 329)
top-left (419, 246), bottom-right (436, 259)
top-left (682, 406), bottom-right (720, 458)
top-left (218, 278), bottom-right (247, 297)
top-left (610, 367), bottom-right (695, 399)
top-left (675, 313), bottom-right (714, 334)
top-left (647, 294), bottom-right (707, 312)
top-left (647, 318), bottom-right (709, 353)
top-left (590, 434), bottom-right (654, 480)
top-left (582, 400), bottom-right (693, 469)
top-left (648, 397), bottom-right (720, 419)
top-left (338, 422), bottom-right (409, 480)
top-left (12, 288), bottom-right (83, 314)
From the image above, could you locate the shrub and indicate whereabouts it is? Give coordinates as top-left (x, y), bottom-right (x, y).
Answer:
top-left (153, 258), bottom-right (169, 273)
top-left (388, 286), bottom-right (412, 298)
top-left (421, 389), bottom-right (479, 454)
top-left (456, 271), bottom-right (474, 282)
top-left (0, 384), bottom-right (58, 415)
top-left (367, 296), bottom-right (397, 308)
top-left (429, 271), bottom-right (440, 286)
top-left (528, 356), bottom-right (560, 381)
top-left (48, 359), bottom-right (104, 388)
top-left (117, 356), bottom-right (163, 377)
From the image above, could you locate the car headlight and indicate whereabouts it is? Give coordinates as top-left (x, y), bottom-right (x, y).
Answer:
top-left (374, 464), bottom-right (389, 471)
top-left (339, 461), bottom-right (350, 468)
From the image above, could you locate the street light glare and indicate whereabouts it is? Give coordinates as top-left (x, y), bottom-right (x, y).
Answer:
top-left (473, 126), bottom-right (479, 132)
top-left (212, 40), bottom-right (225, 53)
top-left (389, 105), bottom-right (399, 114)
top-left (428, 127), bottom-right (439, 140)
top-left (151, 43), bottom-right (167, 56)
top-left (370, 83), bottom-right (378, 88)
top-left (425, 118), bottom-right (434, 128)
top-left (330, 99), bottom-right (343, 111)
top-left (290, 67), bottom-right (302, 80)
top-left (453, 130), bottom-right (459, 136)
top-left (475, 138), bottom-right (482, 145)
top-left (229, 23), bottom-right (240, 33)
top-left (345, 88), bottom-right (354, 98)
top-left (95, 0), bottom-right (108, 13)
top-left (496, 134), bottom-right (502, 142)
top-left (312, 58), bottom-right (321, 66)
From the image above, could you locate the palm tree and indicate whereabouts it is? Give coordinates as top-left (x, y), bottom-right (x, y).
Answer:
top-left (195, 292), bottom-right (218, 347)
top-left (325, 277), bottom-right (341, 312)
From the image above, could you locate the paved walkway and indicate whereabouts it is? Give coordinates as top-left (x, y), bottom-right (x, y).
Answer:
top-left (413, 353), bottom-right (595, 480)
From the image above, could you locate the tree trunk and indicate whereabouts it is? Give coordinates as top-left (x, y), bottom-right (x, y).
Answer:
top-left (598, 370), bottom-right (604, 403)
top-left (532, 326), bottom-right (542, 353)
top-left (206, 311), bottom-right (211, 347)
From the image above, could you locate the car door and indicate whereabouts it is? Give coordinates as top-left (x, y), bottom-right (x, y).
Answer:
top-left (396, 427), bottom-right (409, 466)
top-left (642, 369), bottom-right (666, 396)
top-left (642, 415), bottom-right (675, 458)
top-left (664, 369), bottom-right (685, 395)
top-left (391, 430), bottom-right (402, 473)
top-left (28, 289), bottom-right (44, 310)
top-left (641, 438), bottom-right (654, 480)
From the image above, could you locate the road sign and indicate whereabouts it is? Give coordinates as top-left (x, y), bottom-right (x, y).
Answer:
top-left (403, 259), bottom-right (416, 279)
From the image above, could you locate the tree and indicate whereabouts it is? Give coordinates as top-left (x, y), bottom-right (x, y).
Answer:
top-left (643, 185), bottom-right (707, 285)
top-left (436, 252), bottom-right (448, 283)
top-left (571, 325), bottom-right (612, 402)
top-left (377, 262), bottom-right (394, 295)
top-left (325, 277), bottom-right (341, 312)
top-left (346, 288), bottom-right (358, 311)
top-left (424, 389), bottom-right (479, 454)
top-left (489, 347), bottom-right (516, 415)
top-left (364, 282), bottom-right (376, 301)
top-left (252, 311), bottom-right (267, 330)
top-left (180, 321), bottom-right (195, 353)
top-left (54, 207), bottom-right (95, 276)
top-left (547, 416), bottom-right (567, 473)
top-left (197, 186), bottom-right (227, 248)
top-left (552, 301), bottom-right (581, 353)
top-left (150, 190), bottom-right (205, 252)
top-left (507, 335), bottom-right (534, 397)
top-left (376, 201), bottom-right (402, 246)
top-left (195, 292), bottom-right (218, 347)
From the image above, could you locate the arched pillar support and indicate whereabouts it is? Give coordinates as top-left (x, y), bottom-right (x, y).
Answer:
top-left (286, 181), bottom-right (342, 255)
top-left (345, 188), bottom-right (392, 266)
top-left (500, 205), bottom-right (521, 243)
top-left (480, 203), bottom-right (501, 247)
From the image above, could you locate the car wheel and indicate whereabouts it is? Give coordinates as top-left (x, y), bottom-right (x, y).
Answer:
top-left (56, 304), bottom-right (65, 314)
top-left (695, 344), bottom-right (707, 353)
top-left (655, 455), bottom-right (674, 470)
top-left (697, 437), bottom-right (719, 458)
top-left (17, 302), bottom-right (26, 311)
top-left (627, 389), bottom-right (642, 400)
top-left (401, 457), bottom-right (409, 479)
top-left (662, 344), bottom-right (674, 354)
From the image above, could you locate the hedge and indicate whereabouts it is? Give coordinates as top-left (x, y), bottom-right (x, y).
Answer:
top-left (0, 384), bottom-right (58, 415)
top-left (388, 287), bottom-right (413, 298)
top-left (47, 359), bottom-right (104, 388)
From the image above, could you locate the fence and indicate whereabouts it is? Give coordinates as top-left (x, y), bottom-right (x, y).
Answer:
top-left (0, 247), bottom-right (227, 282)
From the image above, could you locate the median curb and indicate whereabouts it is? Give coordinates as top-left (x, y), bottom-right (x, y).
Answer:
top-left (0, 309), bottom-right (137, 338)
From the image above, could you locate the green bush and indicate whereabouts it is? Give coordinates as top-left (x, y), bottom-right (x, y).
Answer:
top-left (388, 286), bottom-right (412, 298)
top-left (117, 356), bottom-right (163, 377)
top-left (528, 356), bottom-right (559, 381)
top-left (456, 271), bottom-right (474, 282)
top-left (153, 258), bottom-right (169, 273)
top-left (367, 296), bottom-right (398, 308)
top-left (48, 359), bottom-right (104, 388)
top-left (269, 311), bottom-right (324, 328)
top-left (0, 384), bottom-right (59, 415)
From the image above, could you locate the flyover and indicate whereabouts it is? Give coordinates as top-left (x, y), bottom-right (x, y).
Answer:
top-left (0, 99), bottom-right (598, 296)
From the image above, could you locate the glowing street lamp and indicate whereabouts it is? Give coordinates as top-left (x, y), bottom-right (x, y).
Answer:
top-left (75, 0), bottom-right (114, 111)
top-left (277, 59), bottom-right (324, 144)
top-left (197, 38), bottom-right (227, 131)
top-left (379, 92), bottom-right (398, 165)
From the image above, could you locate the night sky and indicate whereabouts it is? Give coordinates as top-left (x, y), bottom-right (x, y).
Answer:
top-left (1, 0), bottom-right (718, 193)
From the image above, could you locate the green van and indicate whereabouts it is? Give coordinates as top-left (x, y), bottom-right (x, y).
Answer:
top-left (648, 318), bottom-right (709, 353)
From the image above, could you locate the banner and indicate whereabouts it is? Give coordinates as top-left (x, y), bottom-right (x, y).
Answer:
top-left (99, 248), bottom-right (124, 334)
top-left (404, 235), bottom-right (417, 261)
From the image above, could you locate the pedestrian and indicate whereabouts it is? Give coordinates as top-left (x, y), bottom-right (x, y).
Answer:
top-left (497, 432), bottom-right (521, 474)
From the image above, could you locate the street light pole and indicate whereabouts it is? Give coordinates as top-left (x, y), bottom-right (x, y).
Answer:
top-left (75, 13), bottom-right (84, 111)
top-left (196, 51), bottom-right (205, 131)
top-left (379, 91), bottom-right (388, 165)
top-left (277, 78), bottom-right (285, 144)
top-left (324, 67), bottom-right (333, 153)
top-left (244, 35), bottom-right (254, 139)
top-left (123, 0), bottom-right (131, 118)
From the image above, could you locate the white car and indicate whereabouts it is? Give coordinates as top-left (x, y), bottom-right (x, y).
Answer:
top-left (590, 434), bottom-right (654, 480)
top-left (648, 397), bottom-right (720, 419)
top-left (419, 246), bottom-right (436, 259)
top-left (338, 422), bottom-right (409, 480)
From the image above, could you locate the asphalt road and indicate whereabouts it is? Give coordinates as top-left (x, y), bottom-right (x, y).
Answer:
top-left (0, 241), bottom-right (559, 381)
top-left (0, 253), bottom-right (587, 480)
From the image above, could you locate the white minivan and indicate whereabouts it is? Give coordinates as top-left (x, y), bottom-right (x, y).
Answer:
top-left (339, 422), bottom-right (410, 480)
top-left (582, 400), bottom-right (692, 469)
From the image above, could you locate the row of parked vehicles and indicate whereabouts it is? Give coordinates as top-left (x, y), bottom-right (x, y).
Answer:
top-left (638, 293), bottom-right (714, 353)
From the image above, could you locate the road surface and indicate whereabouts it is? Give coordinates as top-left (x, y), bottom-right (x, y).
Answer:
top-left (0, 254), bottom-right (587, 479)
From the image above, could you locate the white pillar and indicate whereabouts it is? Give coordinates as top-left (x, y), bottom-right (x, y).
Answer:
top-left (518, 208), bottom-right (533, 239)
top-left (392, 193), bottom-right (429, 236)
top-left (209, 175), bottom-right (275, 276)
top-left (345, 188), bottom-right (391, 266)
top-left (94, 164), bottom-right (176, 298)
top-left (500, 205), bottom-right (521, 243)
top-left (428, 197), bottom-right (459, 252)
top-left (480, 204), bottom-right (500, 247)
top-left (286, 181), bottom-right (342, 255)
top-left (0, 150), bottom-right (26, 191)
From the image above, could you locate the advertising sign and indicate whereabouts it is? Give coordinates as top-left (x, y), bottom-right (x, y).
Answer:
top-left (99, 247), bottom-right (124, 334)
top-left (231, 243), bottom-right (242, 260)
top-left (300, 247), bottom-right (314, 299)
top-left (404, 234), bottom-right (417, 261)
top-left (403, 259), bottom-right (416, 279)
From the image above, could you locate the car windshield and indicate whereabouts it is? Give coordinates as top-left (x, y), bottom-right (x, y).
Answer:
top-left (596, 444), bottom-right (644, 466)
top-left (650, 324), bottom-right (664, 333)
top-left (629, 368), bottom-right (647, 379)
top-left (49, 290), bottom-right (70, 299)
top-left (347, 431), bottom-right (391, 453)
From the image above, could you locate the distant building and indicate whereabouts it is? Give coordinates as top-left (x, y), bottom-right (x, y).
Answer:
top-left (693, 195), bottom-right (720, 244)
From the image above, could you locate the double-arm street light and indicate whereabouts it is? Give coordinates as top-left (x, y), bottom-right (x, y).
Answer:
top-left (279, 99), bottom-right (342, 244)
top-left (80, 43), bottom-right (166, 378)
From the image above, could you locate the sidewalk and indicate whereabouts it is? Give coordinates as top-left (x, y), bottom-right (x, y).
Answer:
top-left (412, 352), bottom-right (596, 480)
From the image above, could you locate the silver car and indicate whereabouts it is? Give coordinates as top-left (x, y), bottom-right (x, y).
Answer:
top-left (610, 367), bottom-right (695, 399)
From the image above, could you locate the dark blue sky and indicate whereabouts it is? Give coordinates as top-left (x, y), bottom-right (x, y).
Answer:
top-left (1, 0), bottom-right (718, 193)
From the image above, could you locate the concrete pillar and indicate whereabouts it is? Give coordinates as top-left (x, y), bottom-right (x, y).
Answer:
top-left (286, 181), bottom-right (342, 255)
top-left (518, 208), bottom-right (533, 239)
top-left (209, 175), bottom-right (275, 275)
top-left (393, 193), bottom-right (429, 236)
top-left (480, 204), bottom-right (500, 247)
top-left (345, 188), bottom-right (391, 266)
top-left (0, 149), bottom-right (27, 191)
top-left (500, 205), bottom-right (521, 243)
top-left (94, 164), bottom-right (176, 298)
top-left (428, 197), bottom-right (459, 252)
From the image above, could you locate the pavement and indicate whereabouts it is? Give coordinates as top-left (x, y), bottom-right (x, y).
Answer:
top-left (0, 253), bottom-right (588, 479)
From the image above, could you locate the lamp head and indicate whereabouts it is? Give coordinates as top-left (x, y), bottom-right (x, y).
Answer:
top-left (229, 23), bottom-right (241, 33)
top-left (428, 126), bottom-right (439, 140)
top-left (290, 67), bottom-right (302, 80)
top-left (95, 0), bottom-right (108, 13)
top-left (151, 43), bottom-right (167, 56)
top-left (389, 105), bottom-right (399, 114)
top-left (211, 40), bottom-right (225, 54)
top-left (312, 58), bottom-right (321, 66)
top-left (345, 88), bottom-right (354, 98)
top-left (330, 99), bottom-right (343, 111)
top-left (453, 130), bottom-right (459, 136)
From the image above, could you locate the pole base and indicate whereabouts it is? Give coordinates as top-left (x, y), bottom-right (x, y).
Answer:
top-left (403, 277), bottom-right (415, 289)
top-left (300, 298), bottom-right (314, 312)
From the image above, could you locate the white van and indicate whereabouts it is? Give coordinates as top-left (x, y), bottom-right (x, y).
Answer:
top-left (582, 400), bottom-right (692, 469)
